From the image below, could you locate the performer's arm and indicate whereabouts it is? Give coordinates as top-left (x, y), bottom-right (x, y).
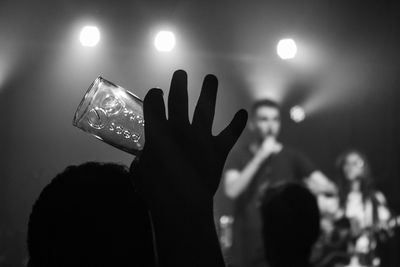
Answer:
top-left (375, 191), bottom-right (391, 224)
top-left (305, 170), bottom-right (337, 195)
top-left (224, 138), bottom-right (280, 199)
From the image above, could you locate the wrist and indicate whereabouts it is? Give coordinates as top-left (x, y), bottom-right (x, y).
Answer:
top-left (150, 203), bottom-right (224, 266)
top-left (150, 200), bottom-right (215, 229)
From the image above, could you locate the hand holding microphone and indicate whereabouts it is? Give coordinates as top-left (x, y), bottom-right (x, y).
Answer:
top-left (257, 137), bottom-right (282, 159)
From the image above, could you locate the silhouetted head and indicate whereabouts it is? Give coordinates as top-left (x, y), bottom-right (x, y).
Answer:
top-left (250, 99), bottom-right (281, 140)
top-left (260, 183), bottom-right (320, 267)
top-left (27, 162), bottom-right (155, 267)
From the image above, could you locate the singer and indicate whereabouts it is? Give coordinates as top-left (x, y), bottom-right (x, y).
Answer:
top-left (223, 99), bottom-right (336, 267)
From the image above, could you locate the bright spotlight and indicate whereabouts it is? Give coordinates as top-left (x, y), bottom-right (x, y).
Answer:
top-left (277, 38), bottom-right (297, 60)
top-left (154, 31), bottom-right (176, 52)
top-left (290, 106), bottom-right (305, 123)
top-left (80, 26), bottom-right (100, 47)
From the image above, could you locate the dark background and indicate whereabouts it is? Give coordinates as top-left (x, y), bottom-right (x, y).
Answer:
top-left (1, 0), bottom-right (399, 266)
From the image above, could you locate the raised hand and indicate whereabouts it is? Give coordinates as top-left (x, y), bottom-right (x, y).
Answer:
top-left (131, 69), bottom-right (247, 266)
top-left (133, 69), bottom-right (247, 211)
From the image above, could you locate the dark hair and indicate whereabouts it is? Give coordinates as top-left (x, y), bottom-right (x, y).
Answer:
top-left (260, 182), bottom-right (320, 267)
top-left (335, 149), bottom-right (374, 206)
top-left (27, 162), bottom-right (155, 267)
top-left (251, 99), bottom-right (280, 116)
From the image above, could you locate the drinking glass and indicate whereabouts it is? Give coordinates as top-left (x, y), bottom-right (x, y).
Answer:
top-left (73, 76), bottom-right (145, 155)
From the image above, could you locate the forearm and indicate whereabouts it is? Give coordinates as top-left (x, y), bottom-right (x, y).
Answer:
top-left (305, 171), bottom-right (336, 194)
top-left (225, 153), bottom-right (267, 198)
top-left (151, 202), bottom-right (225, 267)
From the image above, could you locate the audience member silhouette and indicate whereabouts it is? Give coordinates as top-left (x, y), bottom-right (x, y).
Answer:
top-left (260, 183), bottom-right (321, 267)
top-left (27, 162), bottom-right (156, 267)
top-left (131, 69), bottom-right (248, 266)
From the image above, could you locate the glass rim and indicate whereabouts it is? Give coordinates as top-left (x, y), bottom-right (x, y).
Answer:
top-left (72, 76), bottom-right (103, 127)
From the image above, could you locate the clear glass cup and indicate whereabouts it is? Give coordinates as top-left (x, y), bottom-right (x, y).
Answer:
top-left (73, 76), bottom-right (145, 155)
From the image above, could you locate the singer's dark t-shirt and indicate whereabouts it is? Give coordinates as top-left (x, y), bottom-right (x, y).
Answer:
top-left (228, 145), bottom-right (316, 267)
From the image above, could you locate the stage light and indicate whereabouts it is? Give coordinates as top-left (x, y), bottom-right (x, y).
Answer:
top-left (277, 38), bottom-right (297, 60)
top-left (80, 26), bottom-right (100, 47)
top-left (154, 31), bottom-right (175, 52)
top-left (290, 106), bottom-right (305, 122)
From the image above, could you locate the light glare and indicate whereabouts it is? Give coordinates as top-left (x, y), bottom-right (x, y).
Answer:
top-left (80, 26), bottom-right (100, 47)
top-left (290, 106), bottom-right (305, 122)
top-left (154, 31), bottom-right (176, 52)
top-left (277, 38), bottom-right (297, 60)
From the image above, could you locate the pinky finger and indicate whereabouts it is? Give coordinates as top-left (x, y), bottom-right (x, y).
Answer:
top-left (216, 109), bottom-right (248, 156)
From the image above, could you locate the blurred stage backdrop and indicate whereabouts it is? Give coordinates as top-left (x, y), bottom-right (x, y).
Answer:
top-left (1, 0), bottom-right (399, 266)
